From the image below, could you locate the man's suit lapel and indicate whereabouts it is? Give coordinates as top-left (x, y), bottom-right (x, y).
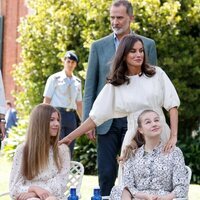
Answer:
top-left (100, 34), bottom-right (115, 65)
top-left (100, 33), bottom-right (116, 59)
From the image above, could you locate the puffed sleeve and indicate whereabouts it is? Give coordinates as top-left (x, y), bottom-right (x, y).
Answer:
top-left (43, 75), bottom-right (56, 98)
top-left (89, 83), bottom-right (127, 126)
top-left (158, 67), bottom-right (180, 111)
top-left (9, 144), bottom-right (29, 199)
top-left (46, 144), bottom-right (70, 197)
top-left (171, 147), bottom-right (189, 198)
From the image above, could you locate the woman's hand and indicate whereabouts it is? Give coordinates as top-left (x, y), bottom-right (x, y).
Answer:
top-left (28, 186), bottom-right (51, 200)
top-left (59, 117), bottom-right (96, 145)
top-left (157, 193), bottom-right (175, 200)
top-left (163, 134), bottom-right (177, 153)
top-left (164, 107), bottom-right (178, 153)
top-left (121, 188), bottom-right (132, 200)
top-left (135, 192), bottom-right (158, 200)
top-left (85, 129), bottom-right (96, 141)
top-left (17, 192), bottom-right (37, 200)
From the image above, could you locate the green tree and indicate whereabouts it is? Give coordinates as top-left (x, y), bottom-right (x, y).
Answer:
top-left (4, 0), bottom-right (200, 181)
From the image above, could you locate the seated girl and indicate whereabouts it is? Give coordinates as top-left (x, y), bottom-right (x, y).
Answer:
top-left (110, 110), bottom-right (189, 200)
top-left (9, 104), bottom-right (70, 200)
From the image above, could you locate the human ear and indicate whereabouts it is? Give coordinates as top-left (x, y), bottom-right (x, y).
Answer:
top-left (138, 127), bottom-right (143, 134)
top-left (129, 15), bottom-right (134, 23)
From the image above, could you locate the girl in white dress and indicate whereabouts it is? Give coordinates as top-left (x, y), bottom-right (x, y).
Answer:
top-left (9, 104), bottom-right (70, 200)
top-left (110, 110), bottom-right (188, 200)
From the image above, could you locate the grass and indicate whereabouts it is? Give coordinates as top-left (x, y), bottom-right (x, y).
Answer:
top-left (1, 154), bottom-right (200, 200)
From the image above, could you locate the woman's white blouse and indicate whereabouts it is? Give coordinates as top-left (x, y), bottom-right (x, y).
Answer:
top-left (9, 144), bottom-right (70, 200)
top-left (89, 67), bottom-right (180, 151)
top-left (110, 144), bottom-right (189, 199)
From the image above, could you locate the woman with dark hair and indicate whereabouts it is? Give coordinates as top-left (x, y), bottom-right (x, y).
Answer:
top-left (110, 110), bottom-right (188, 200)
top-left (9, 104), bottom-right (70, 200)
top-left (107, 35), bottom-right (156, 86)
top-left (60, 34), bottom-right (180, 179)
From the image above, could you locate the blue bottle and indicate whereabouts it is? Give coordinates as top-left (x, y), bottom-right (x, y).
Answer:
top-left (91, 187), bottom-right (102, 200)
top-left (68, 187), bottom-right (79, 200)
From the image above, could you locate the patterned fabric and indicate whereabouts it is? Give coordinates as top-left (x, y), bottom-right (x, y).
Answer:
top-left (9, 144), bottom-right (70, 200)
top-left (110, 144), bottom-right (189, 199)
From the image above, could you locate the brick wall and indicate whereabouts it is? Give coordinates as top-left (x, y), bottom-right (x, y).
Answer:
top-left (1, 0), bottom-right (27, 104)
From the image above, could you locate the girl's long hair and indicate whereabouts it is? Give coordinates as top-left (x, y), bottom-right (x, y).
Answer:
top-left (107, 35), bottom-right (156, 86)
top-left (22, 104), bottom-right (61, 180)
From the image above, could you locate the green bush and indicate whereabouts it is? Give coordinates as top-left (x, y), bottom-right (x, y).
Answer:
top-left (178, 130), bottom-right (200, 184)
top-left (3, 119), bottom-right (27, 159)
top-left (74, 136), bottom-right (97, 175)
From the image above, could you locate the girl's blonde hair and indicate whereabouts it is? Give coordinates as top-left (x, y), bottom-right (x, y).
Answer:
top-left (119, 110), bottom-right (159, 163)
top-left (22, 103), bottom-right (61, 180)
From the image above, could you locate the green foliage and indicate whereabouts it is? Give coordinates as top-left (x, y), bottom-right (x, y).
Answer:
top-left (74, 136), bottom-right (97, 175)
top-left (3, 119), bottom-right (27, 159)
top-left (4, 0), bottom-right (200, 179)
top-left (178, 129), bottom-right (200, 184)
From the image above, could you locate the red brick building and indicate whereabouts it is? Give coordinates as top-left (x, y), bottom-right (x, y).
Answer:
top-left (1, 0), bottom-right (28, 103)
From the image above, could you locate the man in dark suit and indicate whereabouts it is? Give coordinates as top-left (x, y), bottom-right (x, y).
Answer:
top-left (83, 0), bottom-right (157, 196)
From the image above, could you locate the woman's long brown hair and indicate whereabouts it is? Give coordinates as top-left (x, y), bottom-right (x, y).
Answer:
top-left (22, 104), bottom-right (61, 180)
top-left (107, 35), bottom-right (156, 86)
